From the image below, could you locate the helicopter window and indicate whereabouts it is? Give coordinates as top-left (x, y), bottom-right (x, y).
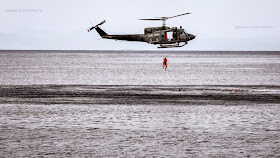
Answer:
top-left (154, 33), bottom-right (160, 37)
top-left (152, 28), bottom-right (160, 32)
top-left (145, 28), bottom-right (152, 34)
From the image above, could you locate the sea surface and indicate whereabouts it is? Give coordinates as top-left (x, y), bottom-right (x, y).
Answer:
top-left (0, 50), bottom-right (280, 85)
top-left (0, 50), bottom-right (280, 157)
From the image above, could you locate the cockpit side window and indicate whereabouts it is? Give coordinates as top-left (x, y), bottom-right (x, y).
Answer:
top-left (144, 28), bottom-right (152, 34)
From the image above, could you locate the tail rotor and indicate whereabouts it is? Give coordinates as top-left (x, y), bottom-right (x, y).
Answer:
top-left (87, 20), bottom-right (106, 32)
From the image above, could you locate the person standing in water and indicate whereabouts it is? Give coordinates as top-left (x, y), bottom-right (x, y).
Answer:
top-left (163, 57), bottom-right (168, 70)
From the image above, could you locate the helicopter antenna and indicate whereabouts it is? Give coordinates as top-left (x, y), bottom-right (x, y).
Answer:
top-left (139, 13), bottom-right (191, 26)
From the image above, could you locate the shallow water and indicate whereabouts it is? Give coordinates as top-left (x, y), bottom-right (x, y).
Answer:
top-left (0, 103), bottom-right (279, 157)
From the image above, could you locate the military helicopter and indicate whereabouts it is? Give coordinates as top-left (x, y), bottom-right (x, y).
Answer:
top-left (87, 13), bottom-right (195, 48)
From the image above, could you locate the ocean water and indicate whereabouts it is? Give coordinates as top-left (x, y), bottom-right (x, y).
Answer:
top-left (0, 50), bottom-right (279, 85)
top-left (0, 50), bottom-right (280, 157)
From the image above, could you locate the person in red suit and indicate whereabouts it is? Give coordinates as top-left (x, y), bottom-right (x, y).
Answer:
top-left (163, 57), bottom-right (168, 70)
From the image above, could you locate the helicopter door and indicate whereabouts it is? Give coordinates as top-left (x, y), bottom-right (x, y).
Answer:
top-left (166, 32), bottom-right (173, 41)
top-left (153, 32), bottom-right (160, 42)
top-left (148, 32), bottom-right (160, 43)
top-left (159, 32), bottom-right (168, 42)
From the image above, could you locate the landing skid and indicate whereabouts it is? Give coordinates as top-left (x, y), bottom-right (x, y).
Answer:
top-left (158, 42), bottom-right (187, 48)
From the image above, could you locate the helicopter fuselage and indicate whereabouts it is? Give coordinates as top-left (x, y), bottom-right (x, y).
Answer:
top-left (96, 26), bottom-right (195, 48)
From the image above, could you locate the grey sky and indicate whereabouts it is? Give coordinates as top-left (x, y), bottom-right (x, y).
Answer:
top-left (0, 0), bottom-right (279, 50)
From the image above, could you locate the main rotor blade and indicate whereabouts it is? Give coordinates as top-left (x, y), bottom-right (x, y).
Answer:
top-left (168, 13), bottom-right (191, 19)
top-left (139, 18), bottom-right (161, 20)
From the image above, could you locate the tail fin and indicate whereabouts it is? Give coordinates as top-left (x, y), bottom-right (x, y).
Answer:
top-left (95, 27), bottom-right (108, 37)
top-left (87, 20), bottom-right (108, 37)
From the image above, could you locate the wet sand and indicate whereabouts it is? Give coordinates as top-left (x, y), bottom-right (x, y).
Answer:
top-left (0, 85), bottom-right (280, 157)
top-left (0, 85), bottom-right (280, 105)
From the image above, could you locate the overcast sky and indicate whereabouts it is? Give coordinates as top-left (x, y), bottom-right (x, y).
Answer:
top-left (0, 0), bottom-right (279, 50)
